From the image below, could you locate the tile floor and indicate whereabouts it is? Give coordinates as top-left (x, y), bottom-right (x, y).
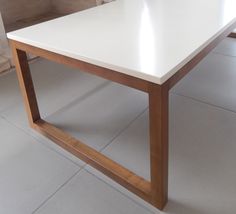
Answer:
top-left (0, 37), bottom-right (236, 214)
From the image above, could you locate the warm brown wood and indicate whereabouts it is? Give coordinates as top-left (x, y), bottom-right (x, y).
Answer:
top-left (10, 40), bottom-right (150, 92)
top-left (149, 83), bottom-right (169, 209)
top-left (10, 39), bottom-right (158, 208)
top-left (33, 119), bottom-right (151, 202)
top-left (11, 44), bottom-right (41, 125)
top-left (229, 32), bottom-right (236, 38)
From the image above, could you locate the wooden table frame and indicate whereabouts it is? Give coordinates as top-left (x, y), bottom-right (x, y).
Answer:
top-left (9, 24), bottom-right (236, 210)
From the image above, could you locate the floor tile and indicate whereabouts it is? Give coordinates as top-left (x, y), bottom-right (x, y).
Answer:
top-left (0, 118), bottom-right (80, 214)
top-left (0, 59), bottom-right (107, 166)
top-left (1, 102), bottom-right (84, 166)
top-left (102, 111), bottom-right (150, 180)
top-left (166, 94), bottom-right (236, 214)
top-left (172, 53), bottom-right (236, 112)
top-left (86, 94), bottom-right (236, 214)
top-left (7, 80), bottom-right (147, 165)
top-left (46, 82), bottom-right (148, 151)
top-left (31, 59), bottom-right (108, 117)
top-left (34, 170), bottom-right (152, 214)
top-left (0, 55), bottom-right (10, 73)
top-left (213, 37), bottom-right (236, 57)
top-left (31, 129), bottom-right (86, 167)
top-left (0, 69), bottom-right (21, 112)
top-left (1, 58), bottom-right (107, 126)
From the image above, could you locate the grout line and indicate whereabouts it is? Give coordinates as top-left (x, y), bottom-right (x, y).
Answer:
top-left (171, 91), bottom-right (236, 115)
top-left (0, 100), bottom-right (22, 115)
top-left (0, 116), bottom-right (86, 213)
top-left (211, 51), bottom-right (236, 58)
top-left (29, 107), bottom-right (151, 213)
top-left (29, 106), bottom-right (150, 213)
top-left (83, 168), bottom-right (155, 214)
top-left (99, 106), bottom-right (149, 153)
top-left (80, 108), bottom-right (156, 212)
top-left (55, 106), bottom-right (149, 171)
top-left (31, 168), bottom-right (83, 214)
top-left (31, 163), bottom-right (155, 214)
top-left (74, 106), bottom-right (149, 169)
top-left (0, 115), bottom-right (83, 167)
top-left (44, 80), bottom-right (111, 119)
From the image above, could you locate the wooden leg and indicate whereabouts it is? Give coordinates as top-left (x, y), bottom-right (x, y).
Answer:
top-left (10, 41), bottom-right (169, 210)
top-left (228, 32), bottom-right (236, 38)
top-left (11, 46), bottom-right (41, 125)
top-left (149, 83), bottom-right (169, 209)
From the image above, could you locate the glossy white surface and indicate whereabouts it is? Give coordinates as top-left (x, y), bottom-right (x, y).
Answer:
top-left (7, 0), bottom-right (236, 84)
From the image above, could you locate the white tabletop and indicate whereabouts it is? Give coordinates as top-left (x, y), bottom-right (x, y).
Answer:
top-left (7, 0), bottom-right (236, 84)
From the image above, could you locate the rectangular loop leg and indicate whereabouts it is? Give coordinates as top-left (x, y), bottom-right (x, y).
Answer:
top-left (10, 40), bottom-right (169, 210)
top-left (149, 83), bottom-right (169, 210)
top-left (11, 44), bottom-right (41, 125)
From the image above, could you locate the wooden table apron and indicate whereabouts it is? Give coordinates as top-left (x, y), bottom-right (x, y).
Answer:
top-left (9, 24), bottom-right (236, 210)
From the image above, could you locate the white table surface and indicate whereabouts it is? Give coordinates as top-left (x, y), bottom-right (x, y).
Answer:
top-left (7, 0), bottom-right (236, 84)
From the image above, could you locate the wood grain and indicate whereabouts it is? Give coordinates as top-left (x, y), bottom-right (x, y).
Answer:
top-left (10, 39), bottom-right (153, 207)
top-left (11, 44), bottom-right (40, 125)
top-left (229, 32), bottom-right (236, 38)
top-left (148, 83), bottom-right (169, 209)
top-left (11, 40), bottom-right (151, 92)
top-left (33, 119), bottom-right (151, 202)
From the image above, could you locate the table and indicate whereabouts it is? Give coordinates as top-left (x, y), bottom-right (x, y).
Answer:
top-left (7, 0), bottom-right (236, 210)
